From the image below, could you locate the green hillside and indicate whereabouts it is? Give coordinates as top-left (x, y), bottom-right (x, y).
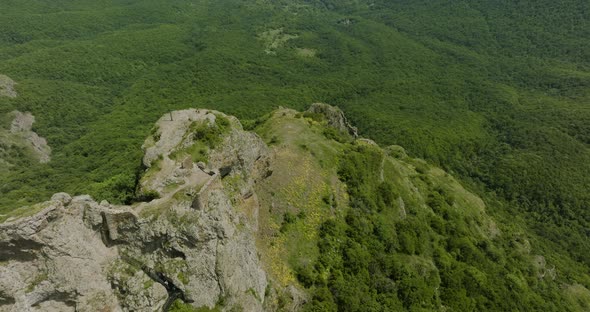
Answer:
top-left (252, 108), bottom-right (590, 311)
top-left (0, 0), bottom-right (588, 309)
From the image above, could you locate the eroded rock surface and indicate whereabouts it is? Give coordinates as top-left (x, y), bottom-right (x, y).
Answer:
top-left (0, 75), bottom-right (17, 98)
top-left (0, 194), bottom-right (121, 312)
top-left (0, 109), bottom-right (270, 312)
top-left (8, 111), bottom-right (51, 163)
top-left (307, 103), bottom-right (358, 137)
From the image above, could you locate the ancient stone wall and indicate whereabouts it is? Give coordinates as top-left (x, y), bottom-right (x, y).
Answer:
top-left (192, 172), bottom-right (220, 210)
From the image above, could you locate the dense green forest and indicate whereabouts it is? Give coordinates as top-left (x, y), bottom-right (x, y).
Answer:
top-left (297, 142), bottom-right (583, 311)
top-left (0, 0), bottom-right (588, 310)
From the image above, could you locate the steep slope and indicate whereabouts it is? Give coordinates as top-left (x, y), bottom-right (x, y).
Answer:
top-left (251, 106), bottom-right (590, 311)
top-left (1, 105), bottom-right (589, 311)
top-left (0, 109), bottom-right (270, 312)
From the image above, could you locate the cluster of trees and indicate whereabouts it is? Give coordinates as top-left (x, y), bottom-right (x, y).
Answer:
top-left (298, 144), bottom-right (577, 311)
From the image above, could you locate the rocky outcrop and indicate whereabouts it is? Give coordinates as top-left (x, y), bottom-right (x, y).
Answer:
top-left (142, 109), bottom-right (217, 168)
top-left (307, 103), bottom-right (358, 137)
top-left (0, 194), bottom-right (121, 312)
top-left (209, 122), bottom-right (272, 202)
top-left (0, 109), bottom-right (271, 312)
top-left (0, 104), bottom-right (374, 312)
top-left (0, 75), bottom-right (17, 98)
top-left (8, 111), bottom-right (51, 163)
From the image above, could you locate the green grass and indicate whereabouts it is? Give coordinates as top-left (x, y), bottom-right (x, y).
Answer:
top-left (253, 109), bottom-right (348, 286)
top-left (169, 300), bottom-right (222, 312)
top-left (170, 141), bottom-right (209, 164)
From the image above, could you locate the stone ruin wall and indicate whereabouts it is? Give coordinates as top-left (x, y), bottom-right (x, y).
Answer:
top-left (192, 172), bottom-right (220, 210)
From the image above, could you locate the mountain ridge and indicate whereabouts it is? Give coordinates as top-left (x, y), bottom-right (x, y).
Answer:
top-left (1, 104), bottom-right (588, 311)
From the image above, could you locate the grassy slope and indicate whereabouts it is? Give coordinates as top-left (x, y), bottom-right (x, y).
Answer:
top-left (253, 109), bottom-right (348, 286)
top-left (253, 109), bottom-right (590, 311)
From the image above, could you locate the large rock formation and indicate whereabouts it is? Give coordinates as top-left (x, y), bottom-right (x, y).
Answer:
top-left (0, 109), bottom-right (270, 312)
top-left (0, 194), bottom-right (124, 312)
top-left (0, 111), bottom-right (52, 168)
top-left (307, 103), bottom-right (358, 137)
top-left (0, 75), bottom-right (17, 98)
top-left (8, 111), bottom-right (51, 163)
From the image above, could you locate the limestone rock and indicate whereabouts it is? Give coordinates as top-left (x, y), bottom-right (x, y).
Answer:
top-left (51, 193), bottom-right (72, 205)
top-left (307, 103), bottom-right (358, 137)
top-left (142, 109), bottom-right (217, 168)
top-left (0, 199), bottom-right (120, 312)
top-left (181, 156), bottom-right (193, 169)
top-left (0, 75), bottom-right (17, 98)
top-left (8, 111), bottom-right (51, 163)
top-left (0, 108), bottom-right (271, 312)
top-left (0, 184), bottom-right (268, 311)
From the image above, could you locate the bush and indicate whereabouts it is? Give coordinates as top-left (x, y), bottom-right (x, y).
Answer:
top-left (302, 111), bottom-right (325, 123)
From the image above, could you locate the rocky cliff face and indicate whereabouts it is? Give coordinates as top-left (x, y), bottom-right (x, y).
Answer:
top-left (8, 111), bottom-right (52, 164)
top-left (0, 77), bottom-right (52, 166)
top-left (0, 74), bottom-right (17, 98)
top-left (307, 103), bottom-right (358, 137)
top-left (0, 110), bottom-right (270, 312)
top-left (0, 194), bottom-right (125, 312)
